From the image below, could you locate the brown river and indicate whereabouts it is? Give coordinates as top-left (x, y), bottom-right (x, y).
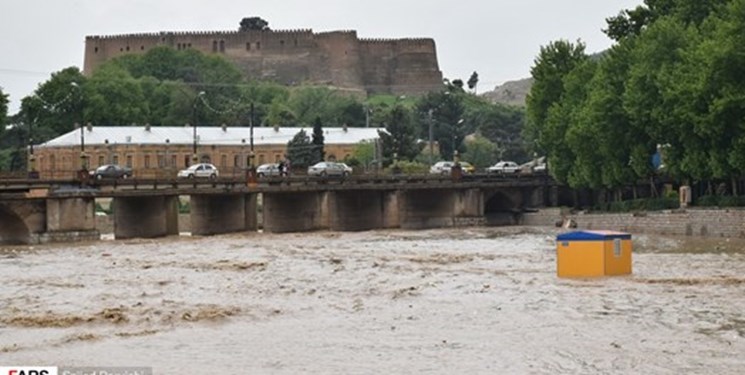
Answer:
top-left (1, 227), bottom-right (745, 374)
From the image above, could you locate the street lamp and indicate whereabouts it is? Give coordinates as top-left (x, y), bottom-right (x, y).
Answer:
top-left (192, 91), bottom-right (206, 164)
top-left (428, 109), bottom-right (434, 165)
top-left (453, 118), bottom-right (464, 162)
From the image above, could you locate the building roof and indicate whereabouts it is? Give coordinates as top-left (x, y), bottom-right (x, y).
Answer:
top-left (38, 126), bottom-right (383, 148)
top-left (556, 230), bottom-right (631, 241)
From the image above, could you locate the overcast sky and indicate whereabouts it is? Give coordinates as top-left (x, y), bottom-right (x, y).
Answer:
top-left (1, 0), bottom-right (642, 114)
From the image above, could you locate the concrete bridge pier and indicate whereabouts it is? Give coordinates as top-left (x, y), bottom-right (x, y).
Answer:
top-left (113, 196), bottom-right (179, 239)
top-left (262, 192), bottom-right (326, 233)
top-left (399, 189), bottom-right (455, 229)
top-left (328, 190), bottom-right (399, 231)
top-left (46, 197), bottom-right (99, 242)
top-left (190, 194), bottom-right (257, 236)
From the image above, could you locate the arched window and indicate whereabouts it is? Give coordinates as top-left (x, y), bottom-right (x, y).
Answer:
top-left (257, 41), bottom-right (261, 50)
top-left (219, 40), bottom-right (225, 52)
top-left (246, 42), bottom-right (251, 51)
top-left (212, 40), bottom-right (218, 52)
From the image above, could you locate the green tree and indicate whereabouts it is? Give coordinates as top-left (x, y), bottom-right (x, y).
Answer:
top-left (0, 87), bottom-right (7, 129)
top-left (378, 104), bottom-right (421, 164)
top-left (461, 136), bottom-right (498, 168)
top-left (311, 116), bottom-right (325, 162)
top-left (239, 17), bottom-right (270, 31)
top-left (469, 102), bottom-right (527, 162)
top-left (18, 67), bottom-right (86, 141)
top-left (415, 90), bottom-right (466, 159)
top-left (286, 129), bottom-right (314, 168)
top-left (84, 64), bottom-right (149, 125)
top-left (467, 71), bottom-right (479, 93)
top-left (525, 40), bottom-right (588, 156)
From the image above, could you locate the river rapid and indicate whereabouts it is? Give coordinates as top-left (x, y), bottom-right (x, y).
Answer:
top-left (1, 227), bottom-right (744, 374)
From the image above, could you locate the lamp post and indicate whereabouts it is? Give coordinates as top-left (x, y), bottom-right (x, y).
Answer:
top-left (27, 112), bottom-right (39, 178)
top-left (246, 102), bottom-right (257, 182)
top-left (453, 118), bottom-right (464, 162)
top-left (192, 91), bottom-right (206, 164)
top-left (428, 109), bottom-right (434, 165)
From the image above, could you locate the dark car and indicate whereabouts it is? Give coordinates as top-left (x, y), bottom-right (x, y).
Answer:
top-left (90, 164), bottom-right (133, 180)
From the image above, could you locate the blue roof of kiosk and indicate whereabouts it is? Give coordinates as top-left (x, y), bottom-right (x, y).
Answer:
top-left (557, 230), bottom-right (631, 241)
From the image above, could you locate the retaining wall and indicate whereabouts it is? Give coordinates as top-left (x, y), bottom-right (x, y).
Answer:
top-left (523, 208), bottom-right (745, 238)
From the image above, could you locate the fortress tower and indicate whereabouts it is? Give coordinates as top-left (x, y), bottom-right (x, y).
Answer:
top-left (84, 29), bottom-right (443, 96)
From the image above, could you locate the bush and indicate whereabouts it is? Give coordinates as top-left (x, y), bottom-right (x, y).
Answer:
top-left (178, 200), bottom-right (191, 214)
top-left (696, 195), bottom-right (719, 207)
top-left (595, 198), bottom-right (679, 213)
top-left (385, 160), bottom-right (429, 175)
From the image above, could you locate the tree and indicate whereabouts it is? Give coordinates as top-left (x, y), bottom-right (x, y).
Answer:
top-left (467, 71), bottom-right (479, 93)
top-left (239, 17), bottom-right (270, 31)
top-left (462, 136), bottom-right (498, 168)
top-left (378, 104), bottom-right (421, 165)
top-left (286, 129), bottom-right (314, 168)
top-left (415, 90), bottom-right (466, 159)
top-left (18, 67), bottom-right (86, 141)
top-left (84, 64), bottom-right (149, 125)
top-left (0, 87), bottom-right (7, 129)
top-left (525, 40), bottom-right (588, 156)
top-left (470, 102), bottom-right (528, 162)
top-left (311, 116), bottom-right (325, 162)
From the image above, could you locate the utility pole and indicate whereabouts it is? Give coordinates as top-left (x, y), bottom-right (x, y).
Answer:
top-left (192, 91), bottom-right (205, 164)
top-left (428, 109), bottom-right (434, 165)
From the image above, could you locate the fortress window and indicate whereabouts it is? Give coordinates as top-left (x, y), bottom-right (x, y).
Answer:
top-left (212, 40), bottom-right (218, 52)
top-left (246, 42), bottom-right (251, 51)
top-left (294, 39), bottom-right (298, 46)
top-left (219, 40), bottom-right (225, 52)
top-left (126, 46), bottom-right (130, 51)
top-left (280, 40), bottom-right (285, 47)
top-left (177, 43), bottom-right (181, 50)
top-left (257, 41), bottom-right (261, 50)
top-left (188, 43), bottom-right (192, 48)
top-left (94, 47), bottom-right (98, 53)
top-left (141, 45), bottom-right (144, 50)
top-left (120, 48), bottom-right (123, 52)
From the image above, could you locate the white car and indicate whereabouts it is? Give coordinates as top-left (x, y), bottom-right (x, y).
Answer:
top-left (256, 163), bottom-right (287, 177)
top-left (487, 161), bottom-right (520, 174)
top-left (177, 163), bottom-right (219, 179)
top-left (307, 162), bottom-right (351, 177)
top-left (429, 161), bottom-right (456, 175)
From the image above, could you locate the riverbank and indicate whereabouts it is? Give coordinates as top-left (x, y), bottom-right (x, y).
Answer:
top-left (524, 207), bottom-right (745, 238)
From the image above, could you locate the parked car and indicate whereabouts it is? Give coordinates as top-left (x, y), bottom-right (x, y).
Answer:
top-left (177, 163), bottom-right (219, 179)
top-left (256, 163), bottom-right (287, 177)
top-left (307, 161), bottom-right (351, 177)
top-left (89, 164), bottom-right (132, 180)
top-left (487, 161), bottom-right (520, 174)
top-left (429, 161), bottom-right (456, 174)
top-left (339, 163), bottom-right (353, 174)
top-left (532, 163), bottom-right (547, 174)
top-left (458, 161), bottom-right (476, 174)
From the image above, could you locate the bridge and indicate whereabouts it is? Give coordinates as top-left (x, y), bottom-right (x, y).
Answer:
top-left (0, 174), bottom-right (559, 245)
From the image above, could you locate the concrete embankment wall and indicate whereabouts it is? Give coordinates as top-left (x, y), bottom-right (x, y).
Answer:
top-left (523, 208), bottom-right (745, 238)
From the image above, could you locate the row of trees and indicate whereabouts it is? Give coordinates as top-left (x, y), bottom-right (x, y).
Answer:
top-left (1, 45), bottom-right (529, 171)
top-left (525, 0), bottom-right (745, 196)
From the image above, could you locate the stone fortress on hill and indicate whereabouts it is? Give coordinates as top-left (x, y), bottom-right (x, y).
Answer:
top-left (84, 27), bottom-right (444, 96)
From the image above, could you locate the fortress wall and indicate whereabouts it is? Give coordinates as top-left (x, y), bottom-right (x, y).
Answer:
top-left (360, 38), bottom-right (442, 94)
top-left (359, 41), bottom-right (396, 94)
top-left (84, 29), bottom-right (443, 95)
top-left (314, 31), bottom-right (364, 88)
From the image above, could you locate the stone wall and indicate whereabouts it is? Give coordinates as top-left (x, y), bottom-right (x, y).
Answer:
top-left (523, 208), bottom-right (745, 238)
top-left (84, 29), bottom-right (443, 96)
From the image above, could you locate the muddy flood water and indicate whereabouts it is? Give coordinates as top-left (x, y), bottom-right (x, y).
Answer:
top-left (1, 227), bottom-right (745, 374)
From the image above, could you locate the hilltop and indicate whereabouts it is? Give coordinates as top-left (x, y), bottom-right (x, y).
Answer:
top-left (481, 77), bottom-right (533, 107)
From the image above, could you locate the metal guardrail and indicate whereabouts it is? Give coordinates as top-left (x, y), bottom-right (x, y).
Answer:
top-left (0, 172), bottom-right (554, 198)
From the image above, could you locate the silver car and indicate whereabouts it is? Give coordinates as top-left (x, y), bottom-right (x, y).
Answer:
top-left (307, 162), bottom-right (351, 177)
top-left (256, 163), bottom-right (287, 177)
top-left (177, 163), bottom-right (219, 179)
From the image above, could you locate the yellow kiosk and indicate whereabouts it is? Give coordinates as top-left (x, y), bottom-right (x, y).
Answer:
top-left (556, 230), bottom-right (632, 278)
